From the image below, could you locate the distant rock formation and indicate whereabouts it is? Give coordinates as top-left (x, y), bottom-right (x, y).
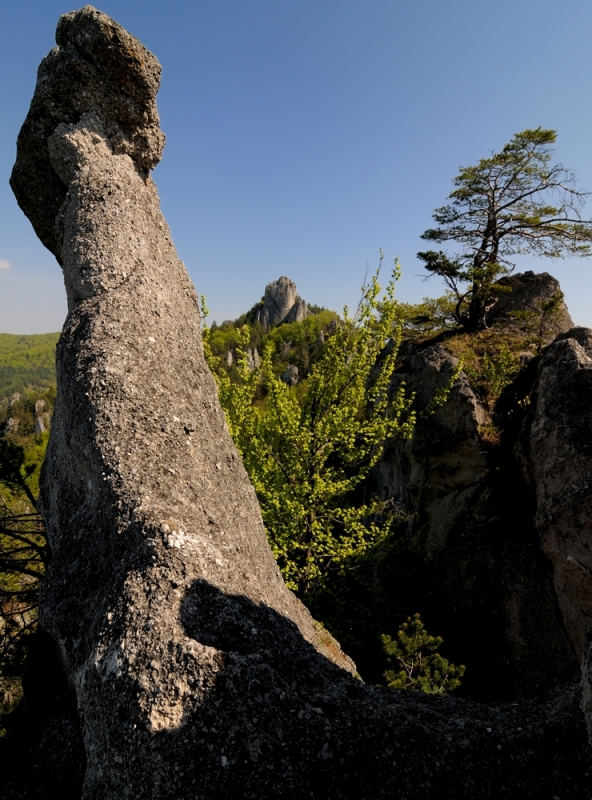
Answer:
top-left (5, 9), bottom-right (592, 798)
top-left (246, 346), bottom-right (261, 370)
top-left (4, 417), bottom-right (19, 434)
top-left (281, 364), bottom-right (299, 386)
top-left (224, 347), bottom-right (260, 371)
top-left (256, 276), bottom-right (308, 328)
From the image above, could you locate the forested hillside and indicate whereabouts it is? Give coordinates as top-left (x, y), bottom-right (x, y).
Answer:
top-left (0, 333), bottom-right (59, 401)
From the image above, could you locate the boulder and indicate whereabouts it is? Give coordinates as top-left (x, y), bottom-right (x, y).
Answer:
top-left (490, 271), bottom-right (573, 342)
top-left (5, 7), bottom-right (592, 797)
top-left (281, 364), bottom-right (299, 386)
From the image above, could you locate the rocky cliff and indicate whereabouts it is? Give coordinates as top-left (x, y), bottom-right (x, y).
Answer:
top-left (367, 298), bottom-right (592, 706)
top-left (490, 270), bottom-right (573, 342)
top-left (3, 7), bottom-right (592, 799)
top-left (255, 276), bottom-right (309, 328)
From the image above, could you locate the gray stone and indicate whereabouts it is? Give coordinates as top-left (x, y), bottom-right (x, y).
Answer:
top-left (4, 417), bottom-right (19, 434)
top-left (35, 417), bottom-right (46, 435)
top-left (7, 8), bottom-right (592, 797)
top-left (284, 296), bottom-right (308, 324)
top-left (521, 336), bottom-right (592, 663)
top-left (247, 347), bottom-right (261, 371)
top-left (555, 326), bottom-right (592, 357)
top-left (256, 277), bottom-right (308, 328)
top-left (281, 364), bottom-right (299, 386)
top-left (10, 6), bottom-right (164, 260)
top-left (225, 349), bottom-right (233, 367)
top-left (490, 271), bottom-right (573, 342)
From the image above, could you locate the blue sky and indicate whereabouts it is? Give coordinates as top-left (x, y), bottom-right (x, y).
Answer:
top-left (2, 0), bottom-right (592, 333)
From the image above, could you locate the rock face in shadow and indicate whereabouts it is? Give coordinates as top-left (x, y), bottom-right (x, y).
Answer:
top-left (6, 7), bottom-right (592, 798)
top-left (516, 328), bottom-right (592, 743)
top-left (519, 333), bottom-right (592, 662)
top-left (370, 340), bottom-right (579, 701)
top-left (369, 320), bottom-right (592, 711)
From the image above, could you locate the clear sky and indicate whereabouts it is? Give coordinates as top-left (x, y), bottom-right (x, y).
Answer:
top-left (2, 0), bottom-right (592, 333)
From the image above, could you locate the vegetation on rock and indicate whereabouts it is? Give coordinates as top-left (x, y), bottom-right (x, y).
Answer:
top-left (418, 128), bottom-right (592, 332)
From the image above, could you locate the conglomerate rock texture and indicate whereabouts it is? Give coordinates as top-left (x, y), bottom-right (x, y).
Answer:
top-left (4, 7), bottom-right (592, 798)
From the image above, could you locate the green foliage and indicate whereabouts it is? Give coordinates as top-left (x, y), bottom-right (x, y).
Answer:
top-left (203, 261), bottom-right (416, 597)
top-left (505, 289), bottom-right (566, 353)
top-left (382, 613), bottom-right (465, 694)
top-left (0, 389), bottom-right (51, 736)
top-left (418, 128), bottom-right (592, 332)
top-left (206, 306), bottom-right (340, 386)
top-left (396, 294), bottom-right (458, 337)
top-left (445, 330), bottom-right (523, 419)
top-left (481, 345), bottom-right (517, 404)
top-left (0, 333), bottom-right (59, 401)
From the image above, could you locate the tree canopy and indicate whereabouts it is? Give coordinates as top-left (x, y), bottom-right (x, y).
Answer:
top-left (418, 128), bottom-right (592, 332)
top-left (203, 263), bottom-right (417, 598)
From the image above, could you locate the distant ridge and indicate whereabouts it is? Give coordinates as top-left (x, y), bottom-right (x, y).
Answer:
top-left (0, 332), bottom-right (59, 401)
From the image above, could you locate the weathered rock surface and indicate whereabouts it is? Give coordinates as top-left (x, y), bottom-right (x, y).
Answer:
top-left (368, 319), bottom-right (592, 722)
top-left (369, 341), bottom-right (579, 701)
top-left (281, 364), bottom-right (299, 386)
top-left (519, 333), bottom-right (592, 662)
top-left (490, 270), bottom-right (573, 342)
top-left (246, 346), bottom-right (261, 370)
top-left (5, 8), bottom-right (592, 798)
top-left (256, 276), bottom-right (308, 328)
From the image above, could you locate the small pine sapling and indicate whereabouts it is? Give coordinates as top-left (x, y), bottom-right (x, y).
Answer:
top-left (382, 613), bottom-right (465, 695)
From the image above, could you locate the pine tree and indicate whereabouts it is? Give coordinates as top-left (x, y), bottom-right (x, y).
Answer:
top-left (382, 613), bottom-right (465, 695)
top-left (418, 128), bottom-right (592, 332)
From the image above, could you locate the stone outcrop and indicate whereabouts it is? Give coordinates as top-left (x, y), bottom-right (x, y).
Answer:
top-left (369, 340), bottom-right (579, 700)
top-left (281, 364), bottom-right (299, 386)
top-left (516, 327), bottom-right (592, 743)
top-left (5, 8), bottom-right (592, 798)
top-left (246, 347), bottom-right (261, 370)
top-left (368, 316), bottom-right (592, 709)
top-left (256, 276), bottom-right (308, 328)
top-left (518, 330), bottom-right (592, 661)
top-left (490, 270), bottom-right (573, 343)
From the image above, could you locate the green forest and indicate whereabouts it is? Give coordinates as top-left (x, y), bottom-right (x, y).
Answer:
top-left (0, 333), bottom-right (59, 402)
